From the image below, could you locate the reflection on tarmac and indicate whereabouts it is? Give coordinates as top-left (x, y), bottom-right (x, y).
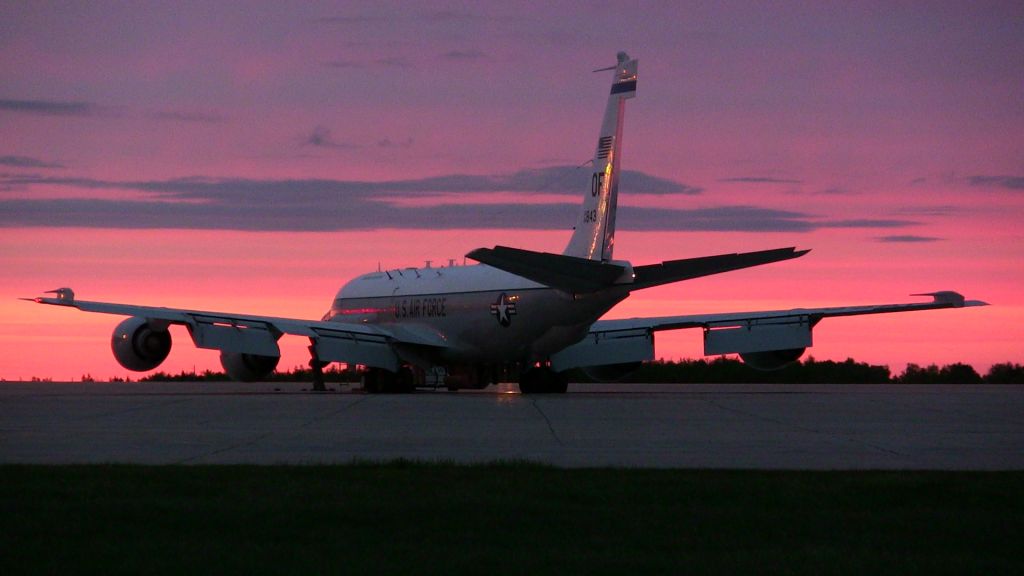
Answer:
top-left (1, 381), bottom-right (1021, 469)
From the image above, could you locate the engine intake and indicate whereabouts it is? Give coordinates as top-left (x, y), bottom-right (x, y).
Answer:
top-left (111, 317), bottom-right (172, 371)
top-left (220, 352), bottom-right (279, 382)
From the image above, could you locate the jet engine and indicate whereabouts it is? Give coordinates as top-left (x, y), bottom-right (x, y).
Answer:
top-left (220, 351), bottom-right (279, 382)
top-left (581, 362), bottom-right (642, 382)
top-left (111, 317), bottom-right (172, 371)
top-left (738, 348), bottom-right (805, 371)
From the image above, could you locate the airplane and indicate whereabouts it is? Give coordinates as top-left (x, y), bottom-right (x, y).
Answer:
top-left (27, 52), bottom-right (987, 393)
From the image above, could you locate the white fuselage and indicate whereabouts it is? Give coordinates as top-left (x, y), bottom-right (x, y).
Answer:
top-left (325, 264), bottom-right (629, 365)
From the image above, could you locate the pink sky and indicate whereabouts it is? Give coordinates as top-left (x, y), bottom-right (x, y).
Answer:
top-left (1, 2), bottom-right (1021, 380)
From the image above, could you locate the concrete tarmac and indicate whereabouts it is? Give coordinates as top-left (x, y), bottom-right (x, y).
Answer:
top-left (1, 381), bottom-right (1021, 469)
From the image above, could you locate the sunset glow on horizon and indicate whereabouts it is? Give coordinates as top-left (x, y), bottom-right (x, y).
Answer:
top-left (1, 3), bottom-right (1021, 381)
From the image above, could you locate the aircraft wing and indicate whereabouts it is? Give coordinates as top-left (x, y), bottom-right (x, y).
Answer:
top-left (27, 288), bottom-right (447, 371)
top-left (551, 291), bottom-right (988, 370)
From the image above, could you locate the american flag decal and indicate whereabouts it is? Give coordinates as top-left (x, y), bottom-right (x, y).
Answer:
top-left (597, 136), bottom-right (613, 159)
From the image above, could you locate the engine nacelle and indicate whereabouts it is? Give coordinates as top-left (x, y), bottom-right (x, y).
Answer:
top-left (220, 351), bottom-right (279, 382)
top-left (580, 362), bottom-right (642, 382)
top-left (739, 348), bottom-right (806, 371)
top-left (111, 317), bottom-right (172, 372)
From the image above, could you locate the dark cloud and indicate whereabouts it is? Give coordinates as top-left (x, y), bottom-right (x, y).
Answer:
top-left (0, 170), bottom-right (916, 233)
top-left (967, 175), bottom-right (1024, 190)
top-left (0, 195), bottom-right (913, 234)
top-left (896, 205), bottom-right (958, 217)
top-left (637, 208), bottom-right (911, 233)
top-left (626, 169), bottom-right (702, 194)
top-left (150, 110), bottom-right (226, 124)
top-left (720, 176), bottom-right (803, 184)
top-left (817, 187), bottom-right (855, 195)
top-left (0, 155), bottom-right (63, 169)
top-left (876, 235), bottom-right (944, 243)
top-left (301, 126), bottom-right (360, 149)
top-left (0, 98), bottom-right (98, 117)
top-left (391, 166), bottom-right (698, 195)
top-left (783, 186), bottom-right (857, 197)
top-left (0, 167), bottom-right (694, 201)
top-left (821, 218), bottom-right (917, 229)
top-left (635, 206), bottom-right (814, 232)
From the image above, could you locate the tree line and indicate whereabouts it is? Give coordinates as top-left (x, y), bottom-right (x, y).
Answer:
top-left (568, 358), bottom-right (1024, 384)
top-left (71, 357), bottom-right (1024, 384)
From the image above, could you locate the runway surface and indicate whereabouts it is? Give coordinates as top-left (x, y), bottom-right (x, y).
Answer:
top-left (1, 381), bottom-right (1021, 469)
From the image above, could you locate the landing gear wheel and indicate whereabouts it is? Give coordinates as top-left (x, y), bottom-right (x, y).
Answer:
top-left (394, 366), bottom-right (416, 393)
top-left (518, 366), bottom-right (568, 394)
top-left (362, 369), bottom-right (383, 394)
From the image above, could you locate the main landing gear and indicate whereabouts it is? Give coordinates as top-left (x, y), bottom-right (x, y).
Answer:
top-left (308, 340), bottom-right (328, 392)
top-left (518, 366), bottom-right (569, 394)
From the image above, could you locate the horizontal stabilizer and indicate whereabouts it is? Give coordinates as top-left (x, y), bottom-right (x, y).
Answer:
top-left (466, 245), bottom-right (626, 293)
top-left (631, 247), bottom-right (809, 290)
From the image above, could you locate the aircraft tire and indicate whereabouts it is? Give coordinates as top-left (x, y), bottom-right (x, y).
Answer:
top-left (518, 368), bottom-right (539, 394)
top-left (362, 369), bottom-right (382, 393)
top-left (363, 367), bottom-right (415, 393)
top-left (518, 367), bottom-right (568, 394)
top-left (546, 369), bottom-right (569, 394)
top-left (394, 367), bottom-right (416, 393)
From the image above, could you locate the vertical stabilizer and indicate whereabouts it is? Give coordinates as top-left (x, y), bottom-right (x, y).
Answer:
top-left (563, 51), bottom-right (637, 262)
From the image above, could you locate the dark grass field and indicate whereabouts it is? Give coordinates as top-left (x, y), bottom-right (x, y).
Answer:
top-left (2, 464), bottom-right (1021, 575)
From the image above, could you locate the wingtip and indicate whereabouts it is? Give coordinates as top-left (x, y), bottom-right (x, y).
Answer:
top-left (910, 291), bottom-right (990, 307)
top-left (912, 291), bottom-right (959, 301)
top-left (22, 287), bottom-right (76, 305)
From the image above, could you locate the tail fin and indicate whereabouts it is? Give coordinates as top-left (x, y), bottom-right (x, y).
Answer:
top-left (563, 51), bottom-right (637, 262)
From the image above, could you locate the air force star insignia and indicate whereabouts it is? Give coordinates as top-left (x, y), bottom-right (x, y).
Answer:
top-left (490, 292), bottom-right (517, 327)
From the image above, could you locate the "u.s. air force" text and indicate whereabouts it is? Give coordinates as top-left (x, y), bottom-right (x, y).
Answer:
top-left (393, 297), bottom-right (447, 319)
